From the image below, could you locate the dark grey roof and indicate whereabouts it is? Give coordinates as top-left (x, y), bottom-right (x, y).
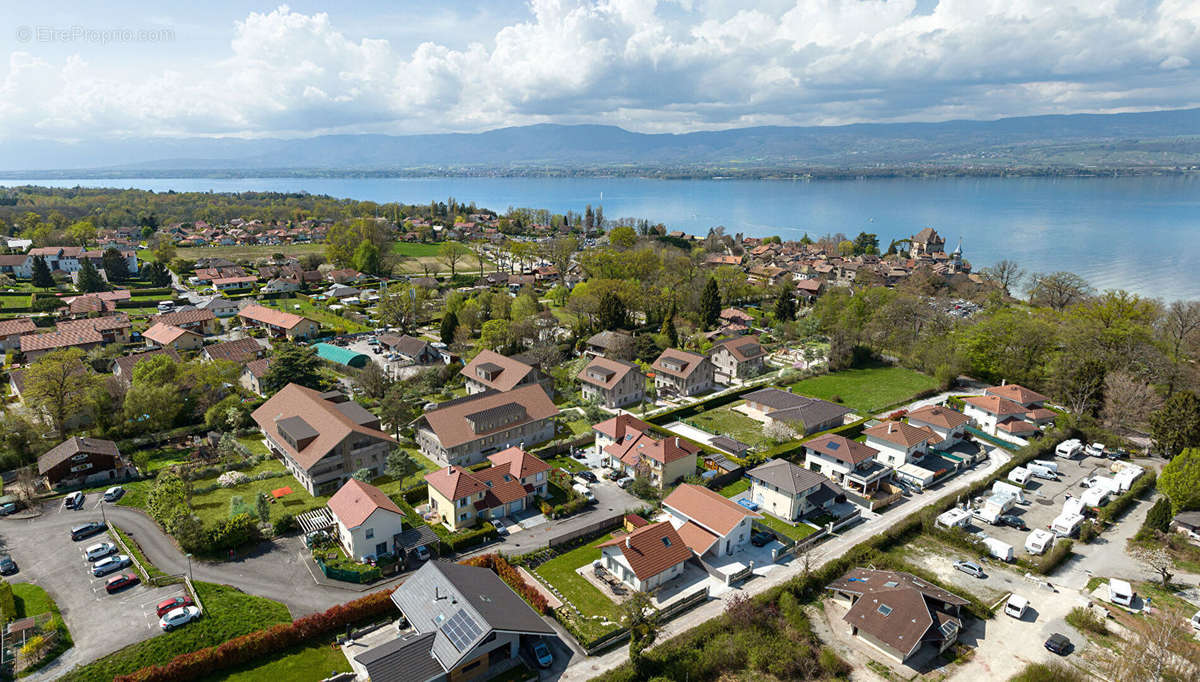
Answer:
top-left (395, 525), bottom-right (439, 550)
top-left (709, 436), bottom-right (749, 455)
top-left (276, 416), bottom-right (318, 443)
top-left (390, 561), bottom-right (554, 671)
top-left (465, 402), bottom-right (526, 425)
top-left (768, 401), bottom-right (852, 432)
top-left (334, 400), bottom-right (380, 427)
top-left (747, 458), bottom-right (827, 495)
top-left (1174, 512), bottom-right (1200, 528)
top-left (355, 631), bottom-right (442, 682)
top-left (807, 481), bottom-right (844, 507)
top-left (476, 361), bottom-right (503, 374)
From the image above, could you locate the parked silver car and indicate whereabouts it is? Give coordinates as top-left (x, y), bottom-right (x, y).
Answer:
top-left (92, 554), bottom-right (131, 577)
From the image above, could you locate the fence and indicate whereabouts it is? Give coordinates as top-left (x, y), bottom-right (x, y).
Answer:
top-left (965, 426), bottom-right (1023, 450)
top-left (582, 586), bottom-right (711, 656)
top-left (314, 557), bottom-right (381, 584)
top-left (546, 512), bottom-right (624, 549)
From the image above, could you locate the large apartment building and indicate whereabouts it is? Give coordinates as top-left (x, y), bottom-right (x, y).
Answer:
top-left (414, 385), bottom-right (559, 467)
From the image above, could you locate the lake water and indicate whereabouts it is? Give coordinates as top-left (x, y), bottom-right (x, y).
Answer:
top-left (2, 175), bottom-right (1198, 301)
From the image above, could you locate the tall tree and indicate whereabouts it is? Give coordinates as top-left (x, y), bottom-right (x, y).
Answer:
top-left (386, 448), bottom-right (418, 480)
top-left (1150, 391), bottom-right (1200, 457)
top-left (147, 261), bottom-right (172, 287)
top-left (22, 349), bottom-right (101, 439)
top-left (1027, 271), bottom-right (1092, 310)
top-left (31, 255), bottom-right (53, 289)
top-left (260, 343), bottom-right (330, 393)
top-left (620, 591), bottom-right (661, 673)
top-left (1159, 447), bottom-right (1200, 512)
top-left (598, 291), bottom-right (628, 330)
top-left (377, 282), bottom-right (429, 332)
top-left (980, 259), bottom-right (1025, 295)
top-left (661, 303), bottom-right (678, 347)
top-left (76, 258), bottom-right (106, 293)
top-left (700, 277), bottom-right (721, 330)
top-left (101, 248), bottom-right (130, 282)
top-left (438, 241), bottom-right (470, 278)
top-left (774, 287), bottom-right (796, 322)
top-left (353, 241), bottom-right (381, 275)
top-left (440, 310), bottom-right (458, 345)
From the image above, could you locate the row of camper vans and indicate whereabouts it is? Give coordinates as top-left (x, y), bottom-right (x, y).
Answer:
top-left (1008, 460), bottom-right (1060, 486)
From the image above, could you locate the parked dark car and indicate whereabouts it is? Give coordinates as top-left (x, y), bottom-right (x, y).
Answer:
top-left (0, 502), bottom-right (18, 516)
top-left (751, 530), bottom-right (773, 547)
top-left (105, 573), bottom-right (139, 593)
top-left (998, 515), bottom-right (1029, 531)
top-left (578, 471), bottom-right (598, 484)
top-left (1044, 633), bottom-right (1072, 655)
top-left (70, 521), bottom-right (107, 541)
top-left (0, 554), bottom-right (17, 576)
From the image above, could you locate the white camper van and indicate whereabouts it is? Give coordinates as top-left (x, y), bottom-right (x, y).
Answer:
top-left (1031, 459), bottom-right (1060, 475)
top-left (1051, 512), bottom-right (1085, 537)
top-left (992, 481), bottom-right (1027, 504)
top-left (1062, 497), bottom-right (1085, 517)
top-left (1025, 528), bottom-right (1055, 555)
top-left (973, 506), bottom-right (1001, 526)
top-left (1005, 595), bottom-right (1029, 619)
top-left (1027, 463), bottom-right (1058, 481)
top-left (1008, 467), bottom-right (1030, 486)
top-left (982, 537), bottom-right (1015, 562)
top-left (1108, 579), bottom-right (1134, 607)
top-left (1081, 487), bottom-right (1109, 508)
top-left (1056, 439), bottom-right (1083, 459)
top-left (936, 508), bottom-right (973, 530)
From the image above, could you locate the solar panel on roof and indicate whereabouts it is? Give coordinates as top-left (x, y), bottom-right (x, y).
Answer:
top-left (441, 609), bottom-right (483, 651)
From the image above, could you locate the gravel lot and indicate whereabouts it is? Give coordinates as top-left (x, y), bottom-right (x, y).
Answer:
top-left (0, 496), bottom-right (185, 680)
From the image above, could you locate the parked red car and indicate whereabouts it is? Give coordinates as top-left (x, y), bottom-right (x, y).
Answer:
top-left (105, 573), bottom-right (139, 593)
top-left (156, 595), bottom-right (194, 617)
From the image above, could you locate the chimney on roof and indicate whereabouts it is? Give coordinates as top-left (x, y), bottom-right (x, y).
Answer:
top-left (888, 423), bottom-right (894, 433)
top-left (447, 466), bottom-right (455, 474)
top-left (625, 535), bottom-right (631, 548)
top-left (1001, 379), bottom-right (1007, 386)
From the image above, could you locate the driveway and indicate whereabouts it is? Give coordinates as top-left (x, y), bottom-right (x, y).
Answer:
top-left (476, 480), bottom-right (643, 555)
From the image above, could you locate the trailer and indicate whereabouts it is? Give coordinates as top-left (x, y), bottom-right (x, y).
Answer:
top-left (1008, 467), bottom-right (1030, 485)
top-left (973, 506), bottom-right (1001, 526)
top-left (1113, 466), bottom-right (1144, 492)
top-left (1055, 439), bottom-right (1083, 459)
top-left (1025, 528), bottom-right (1055, 554)
top-left (936, 508), bottom-right (973, 530)
top-left (1062, 497), bottom-right (1085, 517)
top-left (982, 537), bottom-right (1014, 562)
top-left (992, 481), bottom-right (1027, 505)
top-left (1081, 487), bottom-right (1109, 508)
top-left (1051, 512), bottom-right (1085, 537)
top-left (1031, 459), bottom-right (1060, 475)
top-left (983, 492), bottom-right (1018, 516)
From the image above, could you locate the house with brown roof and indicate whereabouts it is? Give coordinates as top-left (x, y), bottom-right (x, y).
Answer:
top-left (598, 522), bottom-right (693, 592)
top-left (327, 479), bottom-right (406, 561)
top-left (424, 447), bottom-right (551, 531)
top-left (38, 437), bottom-right (131, 489)
top-left (414, 385), bottom-right (559, 468)
top-left (708, 335), bottom-right (767, 382)
top-left (252, 384), bottom-right (397, 495)
top-left (241, 358), bottom-right (272, 395)
top-left (795, 278), bottom-right (822, 302)
top-left (592, 413), bottom-right (652, 458)
top-left (151, 308), bottom-right (220, 335)
top-left (111, 348), bottom-right (181, 385)
top-left (746, 458), bottom-right (845, 522)
top-left (962, 395), bottom-right (1040, 438)
top-left (143, 323), bottom-right (203, 352)
top-left (57, 313), bottom-right (132, 343)
top-left (863, 421), bottom-right (938, 469)
top-left (740, 387), bottom-right (852, 435)
top-left (662, 484), bottom-right (760, 562)
top-left (804, 434), bottom-right (891, 495)
top-left (459, 350), bottom-right (551, 396)
top-left (601, 418), bottom-right (699, 490)
top-left (237, 304), bottom-right (320, 340)
top-left (0, 318), bottom-right (37, 351)
top-left (202, 337), bottom-right (266, 364)
top-left (984, 383), bottom-right (1056, 428)
top-left (577, 357), bottom-right (644, 408)
top-left (826, 568), bottom-right (968, 663)
top-left (906, 405), bottom-right (970, 448)
top-left (650, 349), bottom-right (714, 397)
top-left (583, 329), bottom-right (633, 359)
top-left (20, 326), bottom-right (104, 361)
top-left (908, 227), bottom-right (946, 258)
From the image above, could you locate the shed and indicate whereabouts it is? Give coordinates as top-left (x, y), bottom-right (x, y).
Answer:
top-left (312, 343), bottom-right (369, 368)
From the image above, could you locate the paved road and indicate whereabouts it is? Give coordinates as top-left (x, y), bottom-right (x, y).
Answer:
top-left (558, 446), bottom-right (1012, 681)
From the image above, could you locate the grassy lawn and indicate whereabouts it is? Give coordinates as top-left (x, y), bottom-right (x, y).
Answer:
top-left (789, 364), bottom-right (938, 414)
top-left (187, 461), bottom-right (310, 526)
top-left (11, 583), bottom-right (57, 619)
top-left (391, 242), bottom-right (443, 257)
top-left (754, 514), bottom-right (819, 541)
top-left (63, 582), bottom-right (291, 682)
top-left (718, 478), bottom-right (749, 498)
top-left (236, 437), bottom-right (271, 457)
top-left (534, 534), bottom-right (619, 634)
top-left (685, 404), bottom-right (773, 449)
top-left (545, 454), bottom-right (586, 474)
top-left (111, 525), bottom-right (170, 581)
top-left (263, 298), bottom-right (371, 333)
top-left (202, 639), bottom-right (351, 682)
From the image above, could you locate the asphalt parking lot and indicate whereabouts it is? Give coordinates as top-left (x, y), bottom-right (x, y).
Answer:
top-left (965, 454), bottom-right (1121, 560)
top-left (0, 495), bottom-right (186, 675)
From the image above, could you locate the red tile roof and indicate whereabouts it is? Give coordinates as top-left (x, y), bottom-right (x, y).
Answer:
top-left (963, 395), bottom-right (1028, 416)
top-left (576, 356), bottom-right (640, 390)
top-left (327, 478), bottom-right (403, 529)
top-left (460, 350), bottom-right (539, 392)
top-left (152, 308), bottom-right (215, 327)
top-left (0, 318), bottom-right (37, 337)
top-left (985, 384), bottom-right (1048, 405)
top-left (143, 323), bottom-right (197, 345)
top-left (20, 326), bottom-right (103, 352)
top-left (238, 304), bottom-right (309, 330)
top-left (592, 413), bottom-right (653, 441)
top-left (674, 520), bottom-right (720, 554)
top-left (662, 484), bottom-right (759, 536)
top-left (598, 522), bottom-right (692, 581)
top-left (864, 421), bottom-right (937, 448)
top-left (651, 349), bottom-right (708, 379)
top-left (805, 434), bottom-right (879, 465)
top-left (906, 405), bottom-right (969, 430)
top-left (487, 446), bottom-right (550, 479)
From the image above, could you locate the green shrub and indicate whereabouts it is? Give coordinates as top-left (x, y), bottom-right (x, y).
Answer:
top-left (1144, 497), bottom-right (1173, 534)
top-left (1010, 661), bottom-right (1089, 682)
top-left (1065, 606), bottom-right (1107, 635)
top-left (1078, 520), bottom-right (1098, 543)
top-left (271, 513), bottom-right (295, 536)
top-left (1036, 539), bottom-right (1074, 574)
top-left (817, 647), bottom-right (851, 677)
top-left (0, 580), bottom-right (14, 621)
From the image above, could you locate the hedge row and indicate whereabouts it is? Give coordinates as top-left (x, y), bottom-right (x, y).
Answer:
top-left (1098, 471), bottom-right (1157, 525)
top-left (115, 589), bottom-right (395, 682)
top-left (433, 521), bottom-right (497, 552)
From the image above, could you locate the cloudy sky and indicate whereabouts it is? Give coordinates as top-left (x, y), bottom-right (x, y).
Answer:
top-left (2, 0), bottom-right (1198, 141)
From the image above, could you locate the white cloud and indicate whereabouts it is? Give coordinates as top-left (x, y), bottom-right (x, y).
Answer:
top-left (1, 0), bottom-right (1199, 140)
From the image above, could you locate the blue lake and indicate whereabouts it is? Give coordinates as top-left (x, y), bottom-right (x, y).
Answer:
top-left (3, 175), bottom-right (1197, 300)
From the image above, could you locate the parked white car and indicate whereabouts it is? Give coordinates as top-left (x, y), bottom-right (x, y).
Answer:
top-left (160, 605), bottom-right (202, 631)
top-left (84, 542), bottom-right (117, 562)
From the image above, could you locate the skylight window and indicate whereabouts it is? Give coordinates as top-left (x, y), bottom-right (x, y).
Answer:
top-left (877, 604), bottom-right (892, 616)
top-left (661, 537), bottom-right (672, 547)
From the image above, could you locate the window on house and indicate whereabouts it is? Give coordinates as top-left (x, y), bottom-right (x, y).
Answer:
top-left (661, 537), bottom-right (671, 547)
top-left (365, 528), bottom-right (374, 539)
top-left (877, 604), bottom-right (893, 616)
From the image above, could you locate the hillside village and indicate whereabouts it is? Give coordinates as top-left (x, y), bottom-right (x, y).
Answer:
top-left (0, 188), bottom-right (1193, 682)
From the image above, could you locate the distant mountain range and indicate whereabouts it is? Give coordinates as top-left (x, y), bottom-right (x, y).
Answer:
top-left (3, 108), bottom-right (1200, 177)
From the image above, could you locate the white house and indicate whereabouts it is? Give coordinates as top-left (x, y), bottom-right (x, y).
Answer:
top-left (905, 405), bottom-right (969, 449)
top-left (962, 395), bottom-right (1036, 438)
top-left (862, 421), bottom-right (936, 468)
top-left (803, 434), bottom-right (891, 496)
top-left (598, 521), bottom-right (693, 592)
top-left (662, 484), bottom-right (760, 559)
top-left (327, 478), bottom-right (406, 561)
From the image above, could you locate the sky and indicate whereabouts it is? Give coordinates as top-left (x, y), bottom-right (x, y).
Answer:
top-left (1, 0), bottom-right (1198, 141)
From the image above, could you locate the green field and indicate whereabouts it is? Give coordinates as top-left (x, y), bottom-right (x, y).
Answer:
top-left (534, 534), bottom-right (619, 641)
top-left (63, 582), bottom-right (292, 682)
top-left (175, 244), bottom-right (326, 262)
top-left (203, 639), bottom-right (352, 682)
top-left (263, 298), bottom-right (371, 334)
top-left (754, 514), bottom-right (820, 541)
top-left (391, 242), bottom-right (443, 257)
top-left (11, 582), bottom-right (58, 619)
top-left (686, 404), bottom-right (773, 449)
top-left (789, 365), bottom-right (938, 415)
top-left (718, 478), bottom-right (750, 498)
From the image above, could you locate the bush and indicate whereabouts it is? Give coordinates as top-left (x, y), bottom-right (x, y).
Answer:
top-left (0, 580), bottom-right (14, 621)
top-left (1078, 520), bottom-right (1098, 543)
top-left (272, 513), bottom-right (295, 536)
top-left (461, 554), bottom-right (550, 614)
top-left (115, 589), bottom-right (395, 682)
top-left (207, 513), bottom-right (261, 553)
top-left (1010, 661), bottom-right (1089, 682)
top-left (1144, 497), bottom-right (1173, 534)
top-left (1065, 606), bottom-right (1107, 635)
top-left (1035, 539), bottom-right (1074, 574)
top-left (432, 522), bottom-right (496, 553)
